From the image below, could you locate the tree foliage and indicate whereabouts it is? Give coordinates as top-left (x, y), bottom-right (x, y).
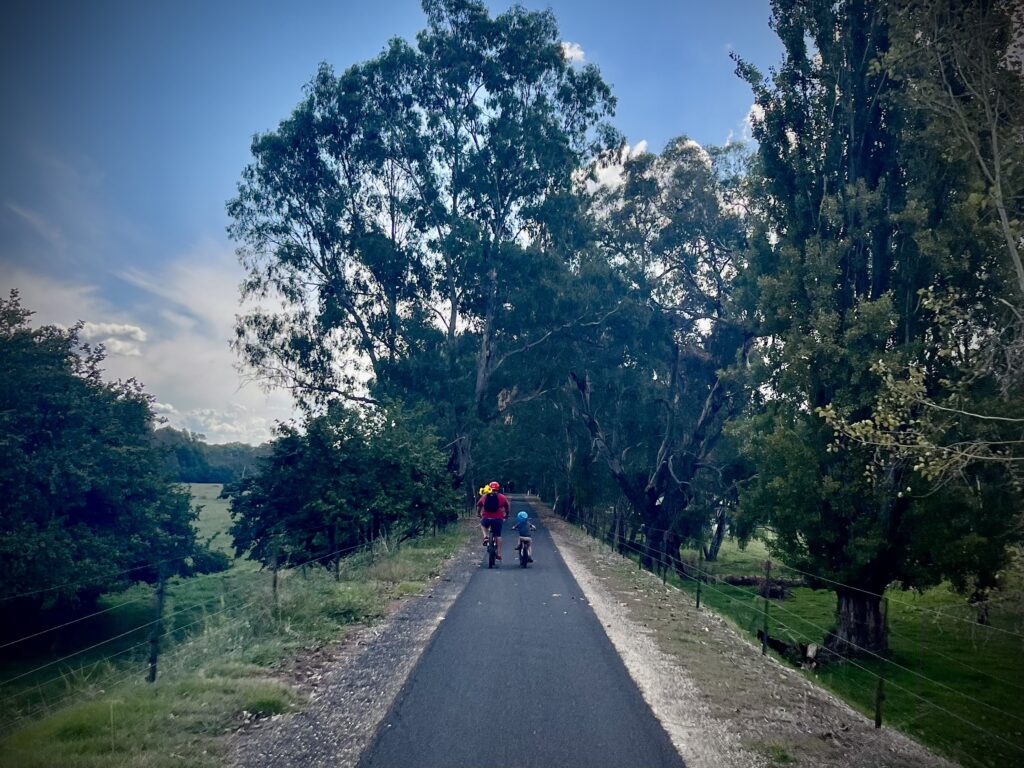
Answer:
top-left (228, 402), bottom-right (457, 571)
top-left (732, 0), bottom-right (1021, 652)
top-left (227, 0), bottom-right (618, 487)
top-left (568, 138), bottom-right (752, 565)
top-left (0, 292), bottom-right (224, 614)
top-left (820, 0), bottom-right (1024, 491)
top-left (225, 0), bottom-right (1024, 656)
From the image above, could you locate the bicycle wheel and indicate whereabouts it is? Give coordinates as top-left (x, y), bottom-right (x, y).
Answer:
top-left (520, 542), bottom-right (528, 568)
top-left (488, 538), bottom-right (496, 568)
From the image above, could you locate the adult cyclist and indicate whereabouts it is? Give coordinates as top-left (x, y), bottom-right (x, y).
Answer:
top-left (477, 481), bottom-right (510, 560)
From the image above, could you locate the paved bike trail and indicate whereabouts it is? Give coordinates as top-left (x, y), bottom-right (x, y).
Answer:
top-left (358, 499), bottom-right (685, 768)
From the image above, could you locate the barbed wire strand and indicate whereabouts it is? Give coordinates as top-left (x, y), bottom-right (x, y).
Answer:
top-left (0, 589), bottom-right (270, 735)
top-left (0, 537), bottom-right (373, 691)
top-left (884, 625), bottom-right (1024, 694)
top-left (0, 594), bottom-right (151, 652)
top-left (0, 553), bottom-right (195, 603)
top-left (0, 535), bottom-right (379, 723)
top-left (562, 511), bottom-right (1024, 756)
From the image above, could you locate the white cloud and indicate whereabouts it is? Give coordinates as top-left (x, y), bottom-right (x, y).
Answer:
top-left (726, 102), bottom-right (765, 146)
top-left (2, 143), bottom-right (145, 276)
top-left (116, 239), bottom-right (242, 333)
top-left (177, 404), bottom-right (278, 442)
top-left (679, 137), bottom-right (712, 167)
top-left (589, 140), bottom-right (651, 191)
top-left (81, 322), bottom-right (147, 342)
top-left (560, 41), bottom-right (585, 63)
top-left (2, 253), bottom-right (296, 445)
top-left (745, 103), bottom-right (765, 136)
top-left (101, 338), bottom-right (143, 357)
top-left (80, 321), bottom-right (148, 355)
top-left (0, 266), bottom-right (102, 322)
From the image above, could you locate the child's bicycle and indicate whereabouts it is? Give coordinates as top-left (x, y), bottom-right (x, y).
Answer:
top-left (516, 537), bottom-right (531, 568)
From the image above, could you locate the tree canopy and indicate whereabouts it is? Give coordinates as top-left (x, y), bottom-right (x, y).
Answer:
top-left (226, 0), bottom-right (1024, 655)
top-left (228, 0), bottom-right (618, 489)
top-left (0, 292), bottom-right (225, 615)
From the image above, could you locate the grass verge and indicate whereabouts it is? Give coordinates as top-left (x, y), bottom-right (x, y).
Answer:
top-left (0, 498), bottom-right (467, 768)
top-left (583, 530), bottom-right (1024, 768)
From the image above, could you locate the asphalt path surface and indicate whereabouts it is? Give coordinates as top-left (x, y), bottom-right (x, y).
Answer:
top-left (359, 499), bottom-right (685, 768)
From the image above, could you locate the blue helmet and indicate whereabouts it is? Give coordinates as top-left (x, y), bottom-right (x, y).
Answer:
top-left (517, 511), bottom-right (528, 522)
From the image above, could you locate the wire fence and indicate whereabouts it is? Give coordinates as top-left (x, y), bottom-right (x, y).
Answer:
top-left (579, 514), bottom-right (1024, 641)
top-left (0, 526), bottom-right (413, 740)
top-left (551, 503), bottom-right (1024, 767)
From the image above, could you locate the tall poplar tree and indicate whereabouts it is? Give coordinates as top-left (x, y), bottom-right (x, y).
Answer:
top-left (735, 0), bottom-right (1020, 653)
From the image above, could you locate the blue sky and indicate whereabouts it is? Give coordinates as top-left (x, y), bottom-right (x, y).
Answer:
top-left (0, 0), bottom-right (781, 443)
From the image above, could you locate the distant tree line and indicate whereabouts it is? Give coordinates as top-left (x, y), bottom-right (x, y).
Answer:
top-left (228, 0), bottom-right (1023, 654)
top-left (152, 426), bottom-right (269, 484)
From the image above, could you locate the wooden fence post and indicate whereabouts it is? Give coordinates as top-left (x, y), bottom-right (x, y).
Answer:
top-left (147, 566), bottom-right (167, 683)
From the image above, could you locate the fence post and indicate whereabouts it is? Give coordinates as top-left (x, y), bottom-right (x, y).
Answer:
top-left (696, 545), bottom-right (704, 610)
top-left (147, 566), bottom-right (167, 683)
top-left (761, 560), bottom-right (771, 655)
top-left (875, 596), bottom-right (889, 728)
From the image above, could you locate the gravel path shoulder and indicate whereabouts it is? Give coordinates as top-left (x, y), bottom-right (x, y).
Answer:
top-left (231, 532), bottom-right (479, 768)
top-left (545, 510), bottom-right (957, 768)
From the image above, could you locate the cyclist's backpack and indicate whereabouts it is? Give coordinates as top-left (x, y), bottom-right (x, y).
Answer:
top-left (483, 492), bottom-right (500, 513)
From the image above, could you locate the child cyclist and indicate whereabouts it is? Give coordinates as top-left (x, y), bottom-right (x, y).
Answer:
top-left (477, 482), bottom-right (510, 560)
top-left (512, 510), bottom-right (537, 562)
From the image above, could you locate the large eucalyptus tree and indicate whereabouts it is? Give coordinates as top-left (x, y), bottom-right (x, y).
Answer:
top-left (569, 138), bottom-right (754, 568)
top-left (228, 0), bottom-right (617, 487)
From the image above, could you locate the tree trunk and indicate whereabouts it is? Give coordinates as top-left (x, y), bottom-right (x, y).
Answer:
top-left (830, 588), bottom-right (887, 655)
top-left (705, 507), bottom-right (727, 562)
top-left (641, 528), bottom-right (657, 570)
top-left (447, 433), bottom-right (472, 495)
top-left (665, 531), bottom-right (685, 578)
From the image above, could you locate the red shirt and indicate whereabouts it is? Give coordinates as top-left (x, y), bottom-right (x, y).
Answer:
top-left (477, 493), bottom-right (509, 520)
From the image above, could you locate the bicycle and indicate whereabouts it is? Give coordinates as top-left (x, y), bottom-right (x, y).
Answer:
top-left (516, 536), bottom-right (531, 568)
top-left (486, 526), bottom-right (498, 568)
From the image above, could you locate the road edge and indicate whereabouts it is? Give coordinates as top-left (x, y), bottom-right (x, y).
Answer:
top-left (540, 506), bottom-right (764, 768)
top-left (231, 524), bottom-right (479, 768)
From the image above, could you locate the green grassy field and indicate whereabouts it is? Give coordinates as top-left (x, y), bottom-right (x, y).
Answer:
top-left (631, 535), bottom-right (1024, 768)
top-left (187, 483), bottom-right (234, 554)
top-left (0, 489), bottom-right (467, 768)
